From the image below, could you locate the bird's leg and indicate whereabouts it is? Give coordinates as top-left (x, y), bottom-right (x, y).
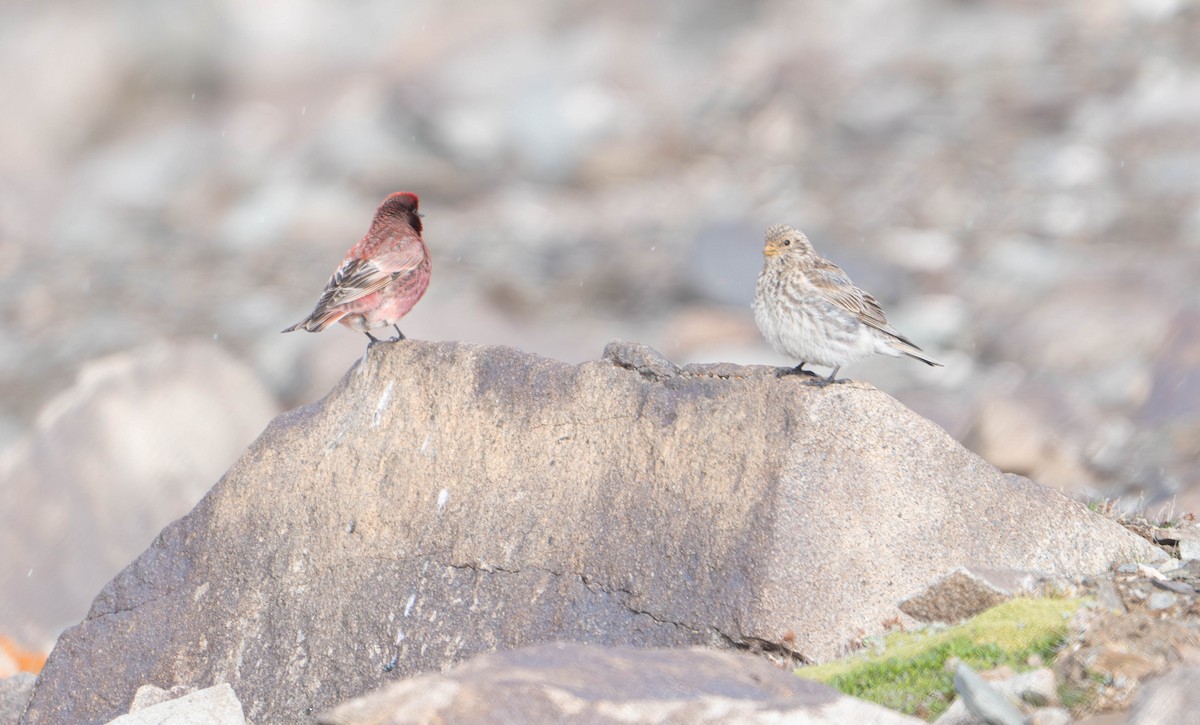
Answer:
top-left (365, 331), bottom-right (381, 343)
top-left (776, 362), bottom-right (817, 378)
top-left (808, 367), bottom-right (846, 387)
top-left (389, 325), bottom-right (406, 342)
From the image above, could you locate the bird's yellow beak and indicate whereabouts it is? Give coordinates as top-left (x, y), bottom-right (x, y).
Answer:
top-left (763, 243), bottom-right (780, 258)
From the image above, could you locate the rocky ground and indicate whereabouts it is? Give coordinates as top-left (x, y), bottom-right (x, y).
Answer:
top-left (798, 517), bottom-right (1200, 724)
top-left (0, 341), bottom-right (1189, 725)
top-left (2, 341), bottom-right (1198, 724)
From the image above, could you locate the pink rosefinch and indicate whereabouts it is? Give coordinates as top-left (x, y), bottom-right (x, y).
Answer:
top-left (283, 191), bottom-right (431, 343)
top-left (753, 224), bottom-right (942, 385)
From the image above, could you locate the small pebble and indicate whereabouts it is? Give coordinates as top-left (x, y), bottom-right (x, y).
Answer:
top-left (1146, 591), bottom-right (1177, 611)
top-left (1152, 578), bottom-right (1194, 594)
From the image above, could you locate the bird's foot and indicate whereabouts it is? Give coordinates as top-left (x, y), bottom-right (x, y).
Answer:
top-left (365, 331), bottom-right (381, 344)
top-left (776, 363), bottom-right (818, 379)
top-left (804, 367), bottom-right (848, 387)
top-left (805, 378), bottom-right (847, 387)
top-left (388, 325), bottom-right (406, 342)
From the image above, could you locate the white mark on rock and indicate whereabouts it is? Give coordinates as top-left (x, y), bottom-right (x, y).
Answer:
top-left (373, 382), bottom-right (394, 428)
top-left (437, 488), bottom-right (449, 513)
top-left (194, 582), bottom-right (210, 603)
top-left (420, 432), bottom-right (432, 454)
top-left (404, 594), bottom-right (416, 617)
top-left (394, 629), bottom-right (405, 645)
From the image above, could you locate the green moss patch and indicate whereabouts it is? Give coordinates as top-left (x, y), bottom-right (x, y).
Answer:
top-left (796, 597), bottom-right (1081, 720)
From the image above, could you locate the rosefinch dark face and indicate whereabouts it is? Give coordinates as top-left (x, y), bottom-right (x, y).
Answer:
top-left (377, 192), bottom-right (421, 224)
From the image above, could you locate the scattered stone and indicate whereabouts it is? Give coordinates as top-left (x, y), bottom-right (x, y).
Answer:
top-left (916, 549), bottom-right (1200, 720)
top-left (105, 683), bottom-right (246, 725)
top-left (1152, 579), bottom-right (1195, 595)
top-left (935, 666), bottom-right (1058, 725)
top-left (1006, 667), bottom-right (1059, 707)
top-left (1136, 563), bottom-right (1166, 581)
top-left (1126, 665), bottom-right (1200, 725)
top-left (318, 643), bottom-right (925, 725)
top-left (1057, 608), bottom-right (1200, 712)
top-left (1147, 592), bottom-right (1178, 611)
top-left (1028, 706), bottom-right (1073, 725)
top-left (1180, 537), bottom-right (1200, 561)
top-left (0, 673), bottom-right (36, 725)
top-left (1153, 526), bottom-right (1200, 562)
top-left (1169, 559), bottom-right (1200, 579)
top-left (952, 662), bottom-right (1024, 725)
top-left (899, 567), bottom-right (1052, 623)
top-left (1094, 580), bottom-right (1128, 614)
top-left (129, 684), bottom-right (197, 712)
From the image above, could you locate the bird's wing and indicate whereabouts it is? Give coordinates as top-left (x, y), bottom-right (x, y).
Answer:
top-left (314, 241), bottom-right (426, 311)
top-left (313, 258), bottom-right (397, 311)
top-left (811, 260), bottom-right (917, 344)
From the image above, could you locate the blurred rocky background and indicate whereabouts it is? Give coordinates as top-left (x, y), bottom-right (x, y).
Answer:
top-left (1, 0), bottom-right (1198, 651)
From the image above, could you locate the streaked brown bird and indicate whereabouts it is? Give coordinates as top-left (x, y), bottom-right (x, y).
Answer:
top-left (752, 224), bottom-right (942, 384)
top-left (283, 192), bottom-right (431, 343)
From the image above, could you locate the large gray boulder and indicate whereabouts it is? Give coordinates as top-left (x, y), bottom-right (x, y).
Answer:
top-left (318, 642), bottom-right (924, 724)
top-left (21, 341), bottom-right (1161, 724)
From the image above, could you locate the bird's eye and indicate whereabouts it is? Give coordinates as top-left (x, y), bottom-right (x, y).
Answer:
top-left (783, 239), bottom-right (792, 246)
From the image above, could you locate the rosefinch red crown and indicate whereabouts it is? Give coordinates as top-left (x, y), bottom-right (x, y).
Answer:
top-left (283, 192), bottom-right (431, 343)
top-left (753, 224), bottom-right (942, 385)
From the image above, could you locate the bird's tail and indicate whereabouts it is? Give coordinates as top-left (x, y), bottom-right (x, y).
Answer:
top-left (281, 308), bottom-right (346, 334)
top-left (891, 339), bottom-right (943, 367)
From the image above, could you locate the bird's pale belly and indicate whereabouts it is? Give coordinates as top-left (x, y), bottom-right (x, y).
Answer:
top-left (757, 295), bottom-right (881, 368)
